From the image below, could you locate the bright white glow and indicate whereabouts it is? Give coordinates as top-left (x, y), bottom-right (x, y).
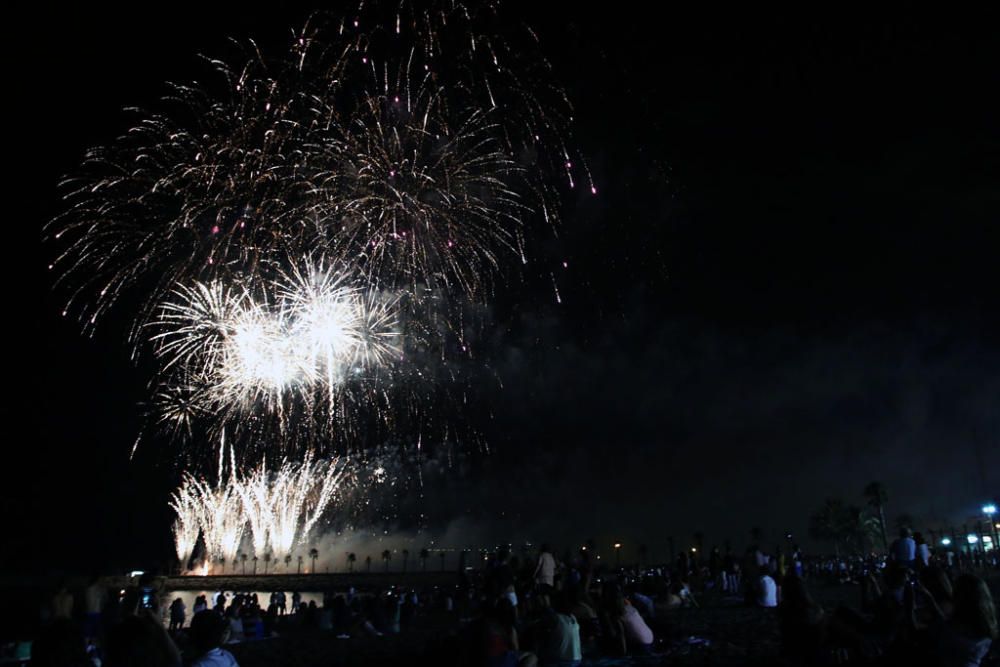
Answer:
top-left (967, 534), bottom-right (980, 544)
top-left (983, 504), bottom-right (998, 516)
top-left (171, 443), bottom-right (346, 570)
top-left (940, 537), bottom-right (952, 546)
top-left (153, 260), bottom-right (400, 419)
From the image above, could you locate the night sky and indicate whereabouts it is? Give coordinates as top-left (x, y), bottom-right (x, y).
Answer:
top-left (9, 5), bottom-right (999, 574)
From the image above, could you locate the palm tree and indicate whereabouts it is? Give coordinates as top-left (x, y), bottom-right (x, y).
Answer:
top-left (859, 512), bottom-right (884, 550)
top-left (382, 549), bottom-right (392, 572)
top-left (419, 548), bottom-right (430, 572)
top-left (239, 552), bottom-right (248, 575)
top-left (252, 555), bottom-right (258, 575)
top-left (296, 555), bottom-right (303, 574)
top-left (309, 548), bottom-right (319, 573)
top-left (263, 553), bottom-right (272, 575)
top-left (347, 553), bottom-right (357, 573)
top-left (810, 498), bottom-right (870, 556)
top-left (439, 551), bottom-right (446, 572)
top-left (402, 549), bottom-right (410, 573)
top-left (219, 556), bottom-right (226, 573)
top-left (284, 554), bottom-right (292, 572)
top-left (365, 555), bottom-right (372, 573)
top-left (863, 481), bottom-right (890, 552)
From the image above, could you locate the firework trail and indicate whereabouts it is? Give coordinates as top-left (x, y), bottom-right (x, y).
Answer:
top-left (171, 448), bottom-right (347, 564)
top-left (169, 490), bottom-right (201, 564)
top-left (49, 3), bottom-right (587, 329)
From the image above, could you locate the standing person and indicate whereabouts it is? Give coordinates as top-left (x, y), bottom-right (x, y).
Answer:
top-left (890, 528), bottom-right (916, 568)
top-left (914, 532), bottom-right (931, 569)
top-left (52, 581), bottom-right (74, 620)
top-left (534, 544), bottom-right (557, 594)
top-left (722, 549), bottom-right (736, 594)
top-left (84, 576), bottom-right (105, 641)
top-left (193, 595), bottom-right (208, 615)
top-left (168, 597), bottom-right (186, 631)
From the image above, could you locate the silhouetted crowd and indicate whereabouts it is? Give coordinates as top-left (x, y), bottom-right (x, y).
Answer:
top-left (10, 530), bottom-right (999, 666)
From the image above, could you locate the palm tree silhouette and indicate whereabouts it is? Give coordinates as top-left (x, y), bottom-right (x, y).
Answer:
top-left (284, 554), bottom-right (292, 572)
top-left (296, 555), bottom-right (303, 574)
top-left (263, 553), bottom-right (272, 575)
top-left (308, 549), bottom-right (319, 573)
top-left (402, 549), bottom-right (410, 573)
top-left (365, 555), bottom-right (372, 573)
top-left (864, 481), bottom-right (890, 552)
top-left (382, 549), bottom-right (392, 572)
top-left (347, 553), bottom-right (357, 573)
top-left (810, 498), bottom-right (855, 556)
top-left (252, 555), bottom-right (258, 575)
top-left (439, 551), bottom-right (446, 572)
top-left (420, 548), bottom-right (429, 572)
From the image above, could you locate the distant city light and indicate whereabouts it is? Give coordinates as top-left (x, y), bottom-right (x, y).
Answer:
top-left (613, 543), bottom-right (622, 549)
top-left (967, 534), bottom-right (979, 544)
top-left (983, 504), bottom-right (998, 516)
top-left (940, 537), bottom-right (952, 546)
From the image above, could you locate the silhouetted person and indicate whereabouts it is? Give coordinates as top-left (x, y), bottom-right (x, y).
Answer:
top-left (168, 597), bottom-right (186, 630)
top-left (190, 610), bottom-right (239, 667)
top-left (104, 612), bottom-right (181, 667)
top-left (52, 580), bottom-right (74, 620)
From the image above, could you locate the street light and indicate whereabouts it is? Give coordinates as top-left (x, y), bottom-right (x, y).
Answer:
top-left (613, 543), bottom-right (622, 568)
top-left (940, 537), bottom-right (952, 546)
top-left (984, 504), bottom-right (999, 555)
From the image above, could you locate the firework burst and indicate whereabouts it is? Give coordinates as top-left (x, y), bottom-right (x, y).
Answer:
top-left (49, 5), bottom-right (587, 333)
top-left (170, 445), bottom-right (347, 564)
top-left (49, 2), bottom-right (586, 472)
top-left (148, 257), bottom-right (402, 450)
